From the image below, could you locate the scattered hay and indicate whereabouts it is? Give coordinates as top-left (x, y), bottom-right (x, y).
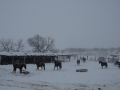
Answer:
top-left (22, 70), bottom-right (30, 74)
top-left (76, 69), bottom-right (88, 72)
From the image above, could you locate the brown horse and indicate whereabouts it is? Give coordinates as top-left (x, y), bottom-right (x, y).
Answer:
top-left (77, 60), bottom-right (80, 65)
top-left (13, 63), bottom-right (26, 74)
top-left (35, 62), bottom-right (45, 70)
top-left (54, 60), bottom-right (62, 70)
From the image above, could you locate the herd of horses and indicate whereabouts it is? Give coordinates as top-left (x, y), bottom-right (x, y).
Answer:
top-left (98, 60), bottom-right (120, 69)
top-left (13, 60), bottom-right (62, 74)
top-left (13, 57), bottom-right (120, 74)
top-left (77, 58), bottom-right (120, 69)
top-left (77, 57), bottom-right (86, 65)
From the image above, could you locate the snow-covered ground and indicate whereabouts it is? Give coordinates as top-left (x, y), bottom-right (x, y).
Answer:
top-left (0, 58), bottom-right (120, 90)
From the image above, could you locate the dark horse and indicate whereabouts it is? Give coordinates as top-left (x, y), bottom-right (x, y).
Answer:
top-left (54, 60), bottom-right (62, 70)
top-left (81, 57), bottom-right (86, 63)
top-left (99, 61), bottom-right (108, 69)
top-left (77, 60), bottom-right (80, 65)
top-left (83, 57), bottom-right (86, 63)
top-left (35, 62), bottom-right (45, 70)
top-left (115, 61), bottom-right (120, 68)
top-left (13, 63), bottom-right (26, 74)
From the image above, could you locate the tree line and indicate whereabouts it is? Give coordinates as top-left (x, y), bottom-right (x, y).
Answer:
top-left (1, 34), bottom-right (120, 54)
top-left (0, 34), bottom-right (59, 53)
top-left (61, 47), bottom-right (120, 56)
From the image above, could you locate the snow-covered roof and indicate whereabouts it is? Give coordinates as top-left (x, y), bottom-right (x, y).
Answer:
top-left (0, 52), bottom-right (70, 56)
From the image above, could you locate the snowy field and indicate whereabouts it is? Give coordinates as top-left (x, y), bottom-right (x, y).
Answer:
top-left (0, 58), bottom-right (120, 90)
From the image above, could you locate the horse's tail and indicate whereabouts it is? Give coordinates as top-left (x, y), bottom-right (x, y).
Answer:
top-left (106, 63), bottom-right (108, 68)
top-left (60, 63), bottom-right (62, 69)
top-left (13, 64), bottom-right (15, 71)
top-left (105, 62), bottom-right (108, 68)
top-left (44, 64), bottom-right (45, 70)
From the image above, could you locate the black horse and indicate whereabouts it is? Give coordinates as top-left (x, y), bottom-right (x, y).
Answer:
top-left (115, 61), bottom-right (120, 68)
top-left (77, 60), bottom-right (80, 65)
top-left (99, 61), bottom-right (108, 69)
top-left (35, 62), bottom-right (45, 70)
top-left (54, 60), bottom-right (62, 70)
top-left (82, 57), bottom-right (86, 63)
top-left (13, 63), bottom-right (26, 74)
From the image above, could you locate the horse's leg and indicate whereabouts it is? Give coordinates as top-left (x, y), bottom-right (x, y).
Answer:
top-left (54, 65), bottom-right (55, 70)
top-left (44, 64), bottom-right (45, 70)
top-left (106, 64), bottom-right (108, 68)
top-left (59, 66), bottom-right (61, 70)
top-left (101, 65), bottom-right (103, 69)
top-left (13, 67), bottom-right (15, 72)
top-left (36, 67), bottom-right (39, 70)
top-left (43, 66), bottom-right (45, 70)
top-left (13, 65), bottom-right (14, 71)
top-left (23, 66), bottom-right (26, 70)
top-left (14, 68), bottom-right (16, 73)
top-left (118, 64), bottom-right (120, 68)
top-left (41, 66), bottom-right (42, 70)
top-left (20, 69), bottom-right (22, 74)
top-left (118, 65), bottom-right (120, 68)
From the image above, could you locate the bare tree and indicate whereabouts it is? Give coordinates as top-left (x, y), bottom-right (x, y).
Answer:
top-left (27, 34), bottom-right (55, 53)
top-left (0, 39), bottom-right (15, 52)
top-left (0, 39), bottom-right (24, 52)
top-left (42, 37), bottom-right (54, 53)
top-left (50, 49), bottom-right (60, 53)
top-left (15, 39), bottom-right (24, 52)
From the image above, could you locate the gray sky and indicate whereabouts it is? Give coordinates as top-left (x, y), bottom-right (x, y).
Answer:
top-left (0, 0), bottom-right (120, 50)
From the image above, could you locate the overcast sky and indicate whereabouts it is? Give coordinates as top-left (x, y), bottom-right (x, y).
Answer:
top-left (0, 0), bottom-right (120, 50)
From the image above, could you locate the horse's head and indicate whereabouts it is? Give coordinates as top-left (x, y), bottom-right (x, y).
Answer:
top-left (99, 61), bottom-right (102, 64)
top-left (34, 61), bottom-right (38, 64)
top-left (22, 64), bottom-right (26, 69)
top-left (115, 61), bottom-right (119, 65)
top-left (53, 60), bottom-right (57, 63)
